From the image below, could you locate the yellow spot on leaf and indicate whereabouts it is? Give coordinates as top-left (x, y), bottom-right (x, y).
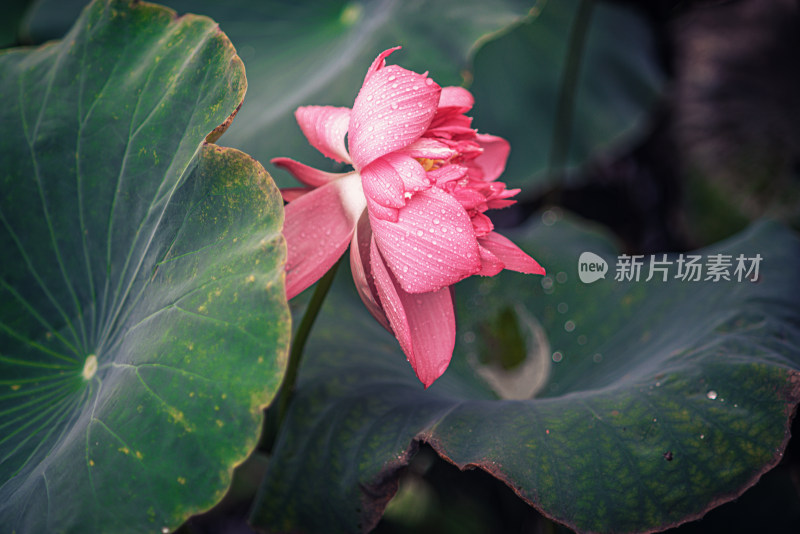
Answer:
top-left (215, 419), bottom-right (224, 428)
top-left (10, 384), bottom-right (20, 391)
top-left (177, 477), bottom-right (186, 485)
top-left (257, 356), bottom-right (263, 364)
top-left (118, 447), bottom-right (130, 455)
top-left (246, 274), bottom-right (256, 283)
top-left (89, 459), bottom-right (95, 467)
top-left (82, 354), bottom-right (98, 380)
top-left (135, 451), bottom-right (143, 460)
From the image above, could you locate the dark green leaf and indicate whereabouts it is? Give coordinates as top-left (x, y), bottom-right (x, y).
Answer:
top-left (0, 1), bottom-right (289, 532)
top-left (18, 0), bottom-right (667, 200)
top-left (17, 0), bottom-right (537, 187)
top-left (252, 216), bottom-right (800, 533)
top-left (470, 0), bottom-right (665, 193)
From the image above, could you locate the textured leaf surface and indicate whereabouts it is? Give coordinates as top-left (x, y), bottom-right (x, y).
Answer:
top-left (252, 216), bottom-right (800, 533)
top-left (0, 1), bottom-right (289, 532)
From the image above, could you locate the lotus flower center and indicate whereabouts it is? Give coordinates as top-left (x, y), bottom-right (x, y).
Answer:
top-left (417, 158), bottom-right (443, 171)
top-left (82, 354), bottom-right (98, 381)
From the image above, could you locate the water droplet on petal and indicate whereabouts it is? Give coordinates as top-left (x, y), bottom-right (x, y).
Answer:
top-left (425, 78), bottom-right (433, 85)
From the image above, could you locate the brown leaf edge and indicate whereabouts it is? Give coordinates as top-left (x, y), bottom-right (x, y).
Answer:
top-left (359, 370), bottom-right (800, 534)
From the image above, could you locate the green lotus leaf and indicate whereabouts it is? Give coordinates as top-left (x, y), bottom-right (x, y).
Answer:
top-left (17, 0), bottom-right (663, 194)
top-left (252, 216), bottom-right (800, 533)
top-left (0, 1), bottom-right (289, 532)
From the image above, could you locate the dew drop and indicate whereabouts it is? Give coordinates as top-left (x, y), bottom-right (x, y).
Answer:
top-left (433, 218), bottom-right (440, 224)
top-left (417, 230), bottom-right (424, 237)
top-left (412, 85), bottom-right (419, 91)
top-left (552, 351), bottom-right (563, 363)
top-left (391, 103), bottom-right (398, 109)
top-left (425, 78), bottom-right (434, 85)
top-left (706, 390), bottom-right (718, 400)
top-left (388, 75), bottom-right (396, 81)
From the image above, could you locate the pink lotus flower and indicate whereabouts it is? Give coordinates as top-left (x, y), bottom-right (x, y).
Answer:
top-left (275, 47), bottom-right (545, 387)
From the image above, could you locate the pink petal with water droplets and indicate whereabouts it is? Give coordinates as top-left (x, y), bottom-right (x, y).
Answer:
top-left (283, 174), bottom-right (366, 299)
top-left (349, 212), bottom-right (390, 331)
top-left (295, 106), bottom-right (352, 164)
top-left (453, 188), bottom-right (487, 212)
top-left (370, 238), bottom-right (455, 388)
top-left (280, 187), bottom-right (310, 202)
top-left (364, 46), bottom-right (402, 82)
top-left (428, 164), bottom-right (468, 186)
top-left (437, 86), bottom-right (474, 113)
top-left (471, 212), bottom-right (494, 237)
top-left (370, 186), bottom-right (481, 294)
top-left (382, 153), bottom-right (430, 192)
top-left (472, 134), bottom-right (510, 181)
top-left (365, 195), bottom-right (400, 222)
top-left (349, 63), bottom-right (441, 170)
top-left (478, 232), bottom-right (546, 275)
top-left (478, 244), bottom-right (504, 277)
top-left (360, 158), bottom-right (406, 209)
top-left (400, 138), bottom-right (457, 161)
top-left (272, 157), bottom-right (350, 188)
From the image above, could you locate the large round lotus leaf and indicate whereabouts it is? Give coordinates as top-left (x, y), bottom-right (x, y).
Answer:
top-left (0, 1), bottom-right (289, 532)
top-left (251, 216), bottom-right (800, 533)
top-left (16, 0), bottom-right (663, 193)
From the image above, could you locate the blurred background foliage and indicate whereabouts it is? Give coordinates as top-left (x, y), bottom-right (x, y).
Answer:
top-left (4, 0), bottom-right (799, 532)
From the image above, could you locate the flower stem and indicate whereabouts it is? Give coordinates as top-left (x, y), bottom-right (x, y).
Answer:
top-left (547, 0), bottom-right (594, 183)
top-left (260, 259), bottom-right (342, 453)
